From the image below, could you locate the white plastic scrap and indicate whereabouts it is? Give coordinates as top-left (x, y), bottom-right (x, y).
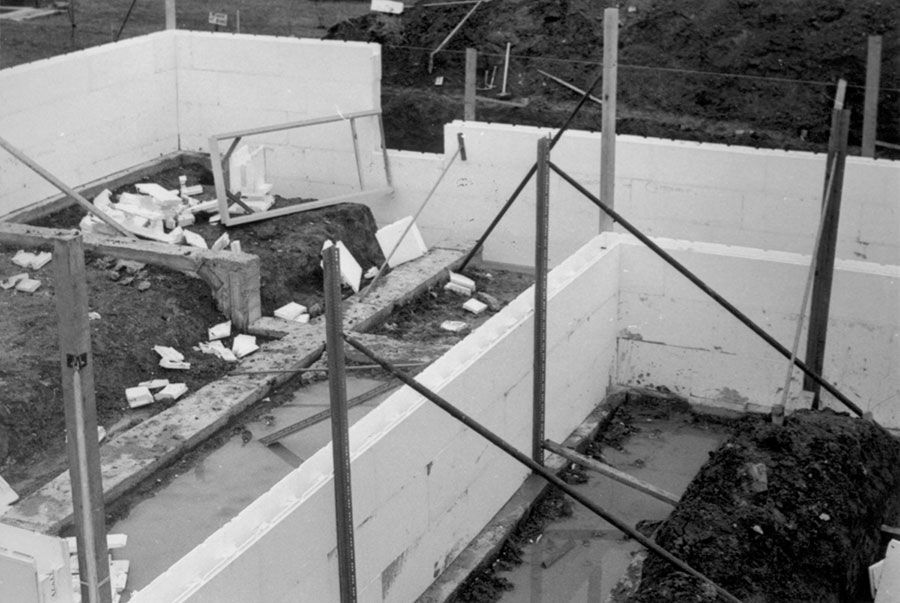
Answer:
top-left (126, 386), bottom-right (154, 409)
top-left (14, 278), bottom-right (41, 293)
top-left (274, 301), bottom-right (308, 322)
top-left (208, 320), bottom-right (232, 341)
top-left (0, 272), bottom-right (28, 289)
top-left (463, 298), bottom-right (488, 315)
top-left (154, 382), bottom-right (188, 402)
top-left (232, 334), bottom-right (259, 359)
top-left (321, 239), bottom-right (363, 293)
top-left (198, 340), bottom-right (237, 362)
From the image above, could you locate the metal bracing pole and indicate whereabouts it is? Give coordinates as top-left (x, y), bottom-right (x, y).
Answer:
top-left (428, 0), bottom-right (484, 72)
top-left (458, 69), bottom-right (605, 271)
top-left (362, 133), bottom-right (467, 298)
top-left (464, 48), bottom-right (477, 121)
top-left (343, 334), bottom-right (742, 603)
top-left (600, 8), bottom-right (618, 233)
top-left (548, 161), bottom-right (865, 419)
top-left (55, 234), bottom-right (112, 603)
top-left (862, 36), bottom-right (883, 157)
top-left (533, 136), bottom-right (550, 464)
top-left (0, 135), bottom-right (133, 238)
top-left (804, 109), bottom-right (850, 409)
top-left (324, 246), bottom-right (357, 602)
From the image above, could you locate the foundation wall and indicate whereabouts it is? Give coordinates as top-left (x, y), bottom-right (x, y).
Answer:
top-left (614, 236), bottom-right (900, 426)
top-left (130, 235), bottom-right (621, 602)
top-left (175, 32), bottom-right (386, 201)
top-left (0, 33), bottom-right (178, 217)
top-left (374, 122), bottom-right (900, 267)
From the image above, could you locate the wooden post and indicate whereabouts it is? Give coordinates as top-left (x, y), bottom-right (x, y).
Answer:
top-left (804, 109), bottom-right (850, 408)
top-left (54, 234), bottom-right (112, 603)
top-left (600, 8), bottom-right (618, 233)
top-left (464, 48), bottom-right (477, 121)
top-left (165, 0), bottom-right (175, 29)
top-left (862, 36), bottom-right (882, 158)
top-left (323, 246), bottom-right (357, 602)
top-left (533, 136), bottom-right (550, 465)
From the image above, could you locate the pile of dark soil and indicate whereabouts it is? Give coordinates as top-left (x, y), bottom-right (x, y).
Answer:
top-left (327, 0), bottom-right (898, 153)
top-left (631, 409), bottom-right (900, 602)
top-left (0, 243), bottom-right (229, 491)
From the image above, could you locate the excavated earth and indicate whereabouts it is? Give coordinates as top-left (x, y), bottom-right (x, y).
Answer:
top-left (327, 0), bottom-right (899, 154)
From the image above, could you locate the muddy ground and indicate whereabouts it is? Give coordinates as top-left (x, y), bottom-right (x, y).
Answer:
top-left (0, 242), bottom-right (230, 494)
top-left (632, 408), bottom-right (900, 602)
top-left (327, 0), bottom-right (899, 155)
top-left (453, 396), bottom-right (900, 602)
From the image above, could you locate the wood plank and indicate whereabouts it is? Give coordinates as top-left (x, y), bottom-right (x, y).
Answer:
top-left (464, 48), bottom-right (477, 121)
top-left (543, 439), bottom-right (680, 506)
top-left (53, 235), bottom-right (112, 603)
top-left (223, 187), bottom-right (393, 227)
top-left (600, 8), bottom-right (618, 233)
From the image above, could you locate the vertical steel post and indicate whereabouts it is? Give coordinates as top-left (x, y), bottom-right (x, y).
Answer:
top-left (600, 8), bottom-right (618, 233)
top-left (165, 0), bottom-right (176, 29)
top-left (862, 35), bottom-right (882, 158)
top-left (464, 48), bottom-right (477, 121)
top-left (533, 136), bottom-right (550, 465)
top-left (324, 245), bottom-right (357, 602)
top-left (804, 109), bottom-right (850, 408)
top-left (349, 117), bottom-right (365, 191)
top-left (55, 234), bottom-right (112, 603)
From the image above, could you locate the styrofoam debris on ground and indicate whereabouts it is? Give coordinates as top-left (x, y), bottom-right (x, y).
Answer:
top-left (1, 272), bottom-right (28, 289)
top-left (198, 340), bottom-right (237, 362)
top-left (183, 229), bottom-right (208, 249)
top-left (440, 320), bottom-right (468, 333)
top-left (211, 233), bottom-right (230, 252)
top-left (154, 383), bottom-right (188, 402)
top-left (138, 378), bottom-right (169, 389)
top-left (376, 216), bottom-right (428, 268)
top-left (15, 278), bottom-right (41, 293)
top-left (160, 358), bottom-right (190, 370)
top-left (232, 334), bottom-right (258, 358)
top-left (126, 386), bottom-right (154, 409)
top-left (274, 302), bottom-right (308, 322)
top-left (322, 239), bottom-right (363, 292)
top-left (449, 271), bottom-right (476, 292)
top-left (208, 320), bottom-right (231, 341)
top-left (463, 298), bottom-right (488, 315)
top-left (444, 281), bottom-right (471, 296)
top-left (153, 346), bottom-right (184, 362)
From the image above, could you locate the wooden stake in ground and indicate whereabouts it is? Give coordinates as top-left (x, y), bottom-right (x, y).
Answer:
top-left (600, 8), bottom-right (618, 233)
top-left (464, 48), bottom-right (477, 121)
top-left (862, 35), bottom-right (882, 158)
top-left (804, 108), bottom-right (850, 409)
top-left (54, 233), bottom-right (112, 603)
top-left (165, 0), bottom-right (176, 29)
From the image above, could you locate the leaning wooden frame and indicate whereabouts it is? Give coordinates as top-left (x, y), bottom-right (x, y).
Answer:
top-left (207, 109), bottom-right (394, 227)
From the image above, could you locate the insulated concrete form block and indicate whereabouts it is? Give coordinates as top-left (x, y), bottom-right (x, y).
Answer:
top-left (0, 34), bottom-right (179, 217)
top-left (132, 235), bottom-right (621, 603)
top-left (613, 236), bottom-right (900, 424)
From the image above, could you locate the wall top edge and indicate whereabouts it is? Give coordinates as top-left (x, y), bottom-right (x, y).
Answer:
top-left (445, 120), bottom-right (900, 167)
top-left (606, 232), bottom-right (900, 275)
top-left (173, 29), bottom-right (381, 52)
top-left (0, 30), bottom-right (175, 76)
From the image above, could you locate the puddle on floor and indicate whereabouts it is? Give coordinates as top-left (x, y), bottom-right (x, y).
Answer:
top-left (498, 416), bottom-right (729, 603)
top-left (113, 376), bottom-right (398, 598)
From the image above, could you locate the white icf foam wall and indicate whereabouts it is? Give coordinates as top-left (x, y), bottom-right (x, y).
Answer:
top-left (0, 31), bottom-right (383, 217)
top-left (132, 232), bottom-right (897, 601)
top-left (615, 235), bottom-right (900, 426)
top-left (130, 235), bottom-right (621, 602)
top-left (371, 122), bottom-right (900, 266)
top-left (0, 34), bottom-right (178, 212)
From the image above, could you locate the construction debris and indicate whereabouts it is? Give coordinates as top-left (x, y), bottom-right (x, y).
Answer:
top-left (137, 280), bottom-right (151, 291)
top-left (211, 233), bottom-right (230, 252)
top-left (114, 259), bottom-right (145, 274)
top-left (66, 533), bottom-right (130, 603)
top-left (371, 0), bottom-right (404, 14)
top-left (183, 229), bottom-right (208, 249)
top-left (154, 345), bottom-right (190, 370)
top-left (475, 291), bottom-right (502, 312)
top-left (138, 378), bottom-right (169, 389)
top-left (440, 320), bottom-right (468, 333)
top-left (198, 340), bottom-right (237, 362)
top-left (126, 386), bottom-right (155, 409)
top-left (154, 382), bottom-right (188, 402)
top-left (208, 320), bottom-right (232, 341)
top-left (322, 239), bottom-right (363, 292)
top-left (160, 358), bottom-right (190, 370)
top-left (232, 334), bottom-right (259, 358)
top-left (462, 298), bottom-right (488, 315)
top-left (0, 272), bottom-right (28, 289)
top-left (376, 216), bottom-right (429, 268)
top-left (274, 301), bottom-right (308, 322)
top-left (0, 472), bottom-right (18, 515)
top-left (12, 250), bottom-right (52, 270)
top-left (15, 278), bottom-right (41, 293)
top-left (870, 539), bottom-right (900, 599)
top-left (229, 240), bottom-right (242, 253)
top-left (88, 311), bottom-right (102, 320)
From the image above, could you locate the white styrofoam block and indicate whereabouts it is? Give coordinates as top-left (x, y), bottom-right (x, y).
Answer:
top-left (154, 383), bottom-right (188, 402)
top-left (138, 379), bottom-right (169, 390)
top-left (15, 278), bottom-right (41, 293)
top-left (0, 273), bottom-right (28, 289)
top-left (135, 182), bottom-right (181, 203)
top-left (211, 233), bottom-right (230, 252)
top-left (231, 334), bottom-right (258, 359)
top-left (126, 386), bottom-right (155, 409)
top-left (376, 216), bottom-right (428, 268)
top-left (322, 240), bottom-right (362, 293)
top-left (274, 302), bottom-right (307, 321)
top-left (159, 358), bottom-right (190, 370)
top-left (182, 229), bottom-right (207, 249)
top-left (0, 473), bottom-right (18, 508)
top-left (208, 320), bottom-right (231, 341)
top-left (371, 0), bottom-right (404, 14)
top-left (462, 298), bottom-right (487, 315)
top-left (153, 345), bottom-right (184, 362)
top-left (449, 272), bottom-right (475, 291)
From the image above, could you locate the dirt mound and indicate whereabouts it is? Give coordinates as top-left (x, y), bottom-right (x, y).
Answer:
top-left (631, 410), bottom-right (900, 602)
top-left (328, 0), bottom-right (898, 150)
